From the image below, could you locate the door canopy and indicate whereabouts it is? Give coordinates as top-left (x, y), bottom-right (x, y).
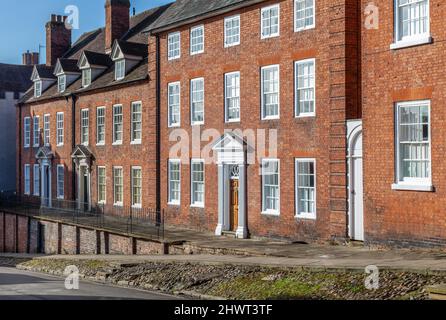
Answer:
top-left (35, 146), bottom-right (54, 160)
top-left (212, 133), bottom-right (247, 165)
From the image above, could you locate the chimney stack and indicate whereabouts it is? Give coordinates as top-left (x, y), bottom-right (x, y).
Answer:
top-left (105, 0), bottom-right (131, 53)
top-left (46, 14), bottom-right (72, 66)
top-left (22, 50), bottom-right (40, 66)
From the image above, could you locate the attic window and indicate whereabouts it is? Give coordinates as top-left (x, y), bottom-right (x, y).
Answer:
top-left (115, 59), bottom-right (125, 81)
top-left (58, 75), bottom-right (66, 93)
top-left (82, 69), bottom-right (91, 88)
top-left (34, 81), bottom-right (42, 98)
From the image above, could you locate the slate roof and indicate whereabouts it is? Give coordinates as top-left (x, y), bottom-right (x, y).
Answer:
top-left (21, 3), bottom-right (171, 104)
top-left (58, 59), bottom-right (80, 73)
top-left (146, 0), bottom-right (265, 32)
top-left (34, 65), bottom-right (56, 80)
top-left (116, 40), bottom-right (148, 58)
top-left (0, 63), bottom-right (33, 92)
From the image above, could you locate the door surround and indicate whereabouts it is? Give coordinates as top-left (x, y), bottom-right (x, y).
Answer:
top-left (35, 147), bottom-right (54, 207)
top-left (347, 120), bottom-right (364, 241)
top-left (72, 145), bottom-right (94, 211)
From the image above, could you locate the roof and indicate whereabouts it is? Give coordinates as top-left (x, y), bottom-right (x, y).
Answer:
top-left (0, 63), bottom-right (33, 92)
top-left (57, 59), bottom-right (80, 73)
top-left (32, 65), bottom-right (56, 80)
top-left (146, 0), bottom-right (265, 33)
top-left (21, 3), bottom-right (171, 104)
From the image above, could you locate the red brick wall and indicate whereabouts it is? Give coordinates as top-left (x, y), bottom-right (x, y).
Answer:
top-left (18, 98), bottom-right (74, 201)
top-left (75, 82), bottom-right (157, 209)
top-left (152, 0), bottom-right (359, 241)
top-left (361, 0), bottom-right (446, 246)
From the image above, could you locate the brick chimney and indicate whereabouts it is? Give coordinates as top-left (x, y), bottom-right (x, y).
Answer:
top-left (105, 0), bottom-right (131, 53)
top-left (22, 50), bottom-right (40, 66)
top-left (46, 14), bottom-right (72, 66)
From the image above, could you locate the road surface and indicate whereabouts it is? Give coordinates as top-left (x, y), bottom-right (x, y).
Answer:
top-left (0, 266), bottom-right (183, 300)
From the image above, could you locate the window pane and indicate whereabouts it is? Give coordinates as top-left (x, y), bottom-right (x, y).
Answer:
top-left (296, 60), bottom-right (315, 116)
top-left (168, 83), bottom-right (180, 126)
top-left (225, 73), bottom-right (240, 121)
top-left (295, 0), bottom-right (315, 30)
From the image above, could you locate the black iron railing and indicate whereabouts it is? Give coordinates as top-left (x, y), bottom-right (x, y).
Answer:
top-left (0, 192), bottom-right (164, 239)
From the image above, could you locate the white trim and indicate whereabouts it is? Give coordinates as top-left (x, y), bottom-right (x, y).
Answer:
top-left (168, 159), bottom-right (181, 206)
top-left (261, 64), bottom-right (280, 120)
top-left (168, 82), bottom-right (181, 128)
top-left (113, 166), bottom-right (124, 206)
top-left (190, 25), bottom-right (205, 55)
top-left (131, 166), bottom-right (142, 208)
top-left (261, 158), bottom-right (280, 216)
top-left (58, 75), bottom-right (66, 93)
top-left (131, 101), bottom-right (143, 144)
top-left (96, 106), bottom-right (106, 145)
top-left (24, 164), bottom-right (31, 195)
top-left (224, 15), bottom-right (241, 48)
top-left (34, 81), bottom-right (42, 98)
top-left (82, 69), bottom-right (92, 88)
top-left (113, 104), bottom-right (123, 144)
top-left (97, 166), bottom-right (107, 204)
top-left (190, 158), bottom-right (205, 208)
top-left (115, 59), bottom-right (126, 81)
top-left (295, 58), bottom-right (316, 118)
top-left (295, 158), bottom-right (317, 220)
top-left (294, 0), bottom-right (315, 32)
top-left (168, 32), bottom-right (181, 60)
top-left (190, 78), bottom-right (205, 126)
top-left (43, 114), bottom-right (50, 147)
top-left (394, 100), bottom-right (432, 189)
top-left (56, 164), bottom-right (65, 199)
top-left (56, 112), bottom-right (64, 147)
top-left (224, 71), bottom-right (241, 123)
top-left (261, 4), bottom-right (280, 39)
top-left (392, 0), bottom-right (430, 49)
top-left (33, 164), bottom-right (40, 196)
top-left (24, 117), bottom-right (31, 148)
top-left (33, 116), bottom-right (40, 148)
top-left (80, 108), bottom-right (89, 146)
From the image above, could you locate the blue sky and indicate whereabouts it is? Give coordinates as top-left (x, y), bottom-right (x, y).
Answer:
top-left (0, 0), bottom-right (172, 64)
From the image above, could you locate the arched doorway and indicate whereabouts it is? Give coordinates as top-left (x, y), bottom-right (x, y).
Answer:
top-left (348, 121), bottom-right (364, 241)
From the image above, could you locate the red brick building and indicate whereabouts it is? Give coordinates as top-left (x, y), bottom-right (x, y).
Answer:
top-left (145, 0), bottom-right (360, 241)
top-left (15, 0), bottom-right (446, 248)
top-left (17, 1), bottom-right (169, 213)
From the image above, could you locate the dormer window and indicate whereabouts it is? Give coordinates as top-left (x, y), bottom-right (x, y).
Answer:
top-left (58, 75), bottom-right (66, 93)
top-left (34, 81), bottom-right (42, 98)
top-left (82, 69), bottom-right (91, 88)
top-left (115, 59), bottom-right (125, 81)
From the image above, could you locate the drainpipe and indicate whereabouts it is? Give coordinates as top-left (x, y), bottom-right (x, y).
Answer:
top-left (17, 102), bottom-right (22, 197)
top-left (70, 94), bottom-right (77, 202)
top-left (156, 34), bottom-right (161, 213)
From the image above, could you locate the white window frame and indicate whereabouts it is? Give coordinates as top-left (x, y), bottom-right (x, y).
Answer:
top-left (131, 166), bottom-right (142, 208)
top-left (24, 117), bottom-right (31, 148)
top-left (97, 166), bottom-right (107, 204)
top-left (261, 65), bottom-right (280, 120)
top-left (224, 15), bottom-right (241, 47)
top-left (113, 105), bottom-right (123, 145)
top-left (131, 101), bottom-right (142, 144)
top-left (57, 165), bottom-right (64, 199)
top-left (82, 69), bottom-right (91, 88)
top-left (191, 159), bottom-right (205, 208)
top-left (261, 4), bottom-right (280, 39)
top-left (56, 112), bottom-right (64, 147)
top-left (261, 159), bottom-right (280, 216)
top-left (115, 59), bottom-right (126, 81)
top-left (96, 107), bottom-right (106, 145)
top-left (168, 82), bottom-right (181, 127)
top-left (58, 75), bottom-right (66, 93)
top-left (33, 116), bottom-right (40, 147)
top-left (168, 32), bottom-right (181, 60)
top-left (295, 58), bottom-right (316, 117)
top-left (168, 159), bottom-right (181, 205)
top-left (190, 25), bottom-right (205, 55)
top-left (33, 164), bottom-right (40, 196)
top-left (294, 0), bottom-right (315, 32)
top-left (295, 158), bottom-right (317, 220)
top-left (43, 114), bottom-right (50, 147)
top-left (81, 109), bottom-right (89, 146)
top-left (113, 166), bottom-right (124, 206)
top-left (391, 0), bottom-right (431, 50)
top-left (190, 78), bottom-right (205, 125)
top-left (34, 81), bottom-right (42, 98)
top-left (24, 164), bottom-right (30, 195)
top-left (392, 100), bottom-right (433, 191)
top-left (224, 71), bottom-right (241, 123)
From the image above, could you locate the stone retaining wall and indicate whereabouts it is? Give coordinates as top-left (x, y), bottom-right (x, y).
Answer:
top-left (0, 211), bottom-right (167, 255)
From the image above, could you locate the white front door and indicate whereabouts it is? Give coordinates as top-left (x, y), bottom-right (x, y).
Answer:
top-left (350, 131), bottom-right (364, 241)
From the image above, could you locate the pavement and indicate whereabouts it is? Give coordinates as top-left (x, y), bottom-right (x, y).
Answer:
top-left (0, 266), bottom-right (183, 300)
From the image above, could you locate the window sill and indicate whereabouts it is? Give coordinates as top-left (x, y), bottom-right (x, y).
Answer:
top-left (56, 144), bottom-right (64, 148)
top-left (224, 43), bottom-right (240, 48)
top-left (295, 25), bottom-right (315, 33)
top-left (132, 204), bottom-right (142, 209)
top-left (262, 116), bottom-right (280, 121)
top-left (112, 142), bottom-right (122, 146)
top-left (295, 214), bottom-right (316, 221)
top-left (190, 204), bottom-right (205, 209)
top-left (96, 142), bottom-right (105, 147)
top-left (168, 56), bottom-right (180, 61)
top-left (33, 145), bottom-right (40, 148)
top-left (130, 140), bottom-right (142, 145)
top-left (191, 122), bottom-right (204, 126)
top-left (295, 113), bottom-right (315, 119)
top-left (390, 36), bottom-right (432, 50)
top-left (391, 183), bottom-right (434, 192)
top-left (190, 51), bottom-right (204, 56)
top-left (261, 34), bottom-right (280, 40)
top-left (114, 203), bottom-right (123, 207)
top-left (168, 124), bottom-right (181, 129)
top-left (261, 211), bottom-right (280, 217)
top-left (225, 119), bottom-right (240, 124)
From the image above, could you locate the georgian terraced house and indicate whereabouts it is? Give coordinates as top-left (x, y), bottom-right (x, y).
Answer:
top-left (16, 0), bottom-right (446, 247)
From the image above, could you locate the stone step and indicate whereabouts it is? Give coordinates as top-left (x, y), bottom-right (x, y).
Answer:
top-left (222, 231), bottom-right (237, 239)
top-left (426, 284), bottom-right (446, 300)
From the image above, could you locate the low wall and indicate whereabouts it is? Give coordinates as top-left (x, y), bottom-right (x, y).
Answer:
top-left (0, 211), bottom-right (168, 255)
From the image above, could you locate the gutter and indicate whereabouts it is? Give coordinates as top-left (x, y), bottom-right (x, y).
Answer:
top-left (145, 0), bottom-right (267, 35)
